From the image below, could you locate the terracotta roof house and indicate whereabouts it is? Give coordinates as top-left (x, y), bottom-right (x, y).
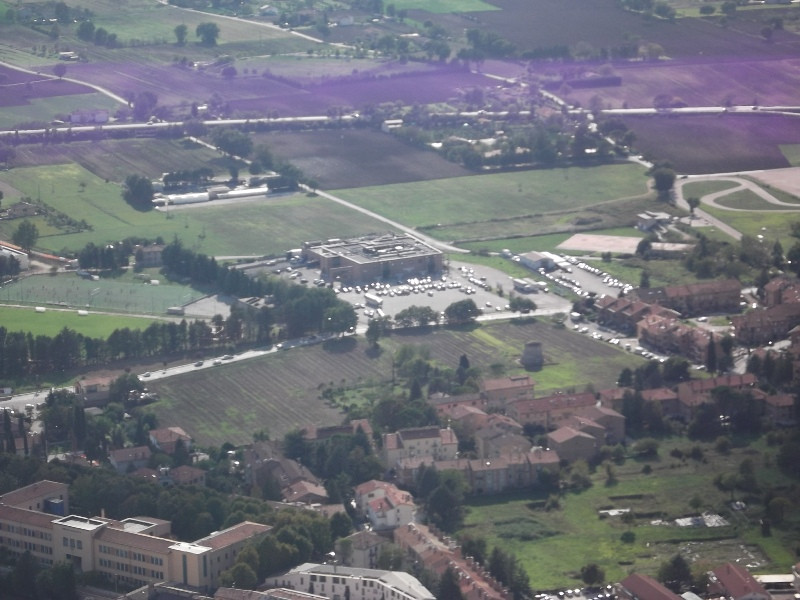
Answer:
top-left (708, 563), bottom-right (771, 600)
top-left (641, 388), bottom-right (681, 420)
top-left (573, 404), bottom-right (626, 444)
top-left (595, 295), bottom-right (677, 334)
top-left (169, 465), bottom-right (207, 487)
top-left (637, 314), bottom-right (718, 363)
top-left (763, 277), bottom-right (800, 307)
top-left (479, 375), bottom-right (535, 406)
top-left (109, 446), bottom-right (152, 473)
top-left (676, 373), bottom-right (757, 420)
top-left (631, 278), bottom-right (741, 317)
top-left (429, 392), bottom-right (489, 416)
top-left (381, 426), bottom-right (458, 467)
top-left (763, 393), bottom-right (796, 426)
top-left (598, 387), bottom-right (633, 412)
top-left (393, 522), bottom-right (511, 600)
top-left (282, 480), bottom-right (328, 505)
top-left (474, 429), bottom-right (532, 460)
top-left (732, 303), bottom-right (800, 346)
top-left (149, 426), bottom-right (192, 455)
top-left (546, 427), bottom-right (597, 463)
top-left (0, 480), bottom-right (69, 514)
top-left (365, 486), bottom-right (415, 530)
top-left (335, 529), bottom-right (388, 569)
top-left (74, 376), bottom-right (114, 406)
top-left (617, 573), bottom-right (683, 600)
top-left (506, 391), bottom-right (597, 429)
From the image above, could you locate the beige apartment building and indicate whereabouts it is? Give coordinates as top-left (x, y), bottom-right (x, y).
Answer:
top-left (0, 480), bottom-right (270, 593)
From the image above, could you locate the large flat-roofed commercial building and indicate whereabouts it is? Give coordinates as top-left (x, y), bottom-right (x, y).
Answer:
top-left (0, 480), bottom-right (270, 592)
top-left (302, 233), bottom-right (443, 285)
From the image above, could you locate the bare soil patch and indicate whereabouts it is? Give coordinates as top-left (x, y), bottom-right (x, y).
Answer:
top-left (620, 114), bottom-right (800, 174)
top-left (557, 233), bottom-right (641, 254)
top-left (750, 167), bottom-right (800, 198)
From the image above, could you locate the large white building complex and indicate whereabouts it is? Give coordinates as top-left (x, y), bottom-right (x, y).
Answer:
top-left (0, 480), bottom-right (270, 592)
top-left (267, 563), bottom-right (436, 600)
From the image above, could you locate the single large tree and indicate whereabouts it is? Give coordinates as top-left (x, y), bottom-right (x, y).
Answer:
top-left (122, 174), bottom-right (154, 210)
top-left (53, 62), bottom-right (67, 79)
top-left (174, 23), bottom-right (188, 46)
top-left (196, 22), bottom-right (220, 46)
top-left (12, 219), bottom-right (39, 251)
top-left (652, 167), bottom-right (676, 199)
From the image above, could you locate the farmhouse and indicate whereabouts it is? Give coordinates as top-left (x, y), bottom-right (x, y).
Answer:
top-left (0, 481), bottom-right (270, 591)
top-left (74, 375), bottom-right (114, 406)
top-left (301, 233), bottom-right (443, 285)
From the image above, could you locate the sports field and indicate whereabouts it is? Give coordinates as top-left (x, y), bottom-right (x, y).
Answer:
top-left (0, 305), bottom-right (161, 337)
top-left (0, 274), bottom-right (205, 315)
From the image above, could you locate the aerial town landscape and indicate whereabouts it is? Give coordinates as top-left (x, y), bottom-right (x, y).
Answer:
top-left (1, 0), bottom-right (800, 599)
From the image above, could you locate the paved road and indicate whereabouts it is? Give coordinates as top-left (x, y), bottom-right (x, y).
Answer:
top-left (674, 172), bottom-right (800, 242)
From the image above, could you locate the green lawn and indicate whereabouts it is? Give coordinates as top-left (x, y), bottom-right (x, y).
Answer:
top-left (713, 189), bottom-right (800, 211)
top-left (682, 180), bottom-right (740, 199)
top-left (0, 93), bottom-right (122, 130)
top-left (0, 305), bottom-right (161, 337)
top-left (702, 204), bottom-right (799, 249)
top-left (0, 165), bottom-right (389, 256)
top-left (779, 144), bottom-right (800, 167)
top-left (462, 437), bottom-right (794, 589)
top-left (334, 164), bottom-right (650, 230)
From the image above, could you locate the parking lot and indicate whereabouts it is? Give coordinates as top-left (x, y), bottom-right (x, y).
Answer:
top-left (268, 259), bottom-right (574, 328)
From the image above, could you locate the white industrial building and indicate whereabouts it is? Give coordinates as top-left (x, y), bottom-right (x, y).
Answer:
top-left (0, 244), bottom-right (29, 270)
top-left (267, 563), bottom-right (435, 600)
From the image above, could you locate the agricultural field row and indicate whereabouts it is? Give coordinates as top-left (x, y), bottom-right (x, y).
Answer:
top-left (147, 319), bottom-right (643, 446)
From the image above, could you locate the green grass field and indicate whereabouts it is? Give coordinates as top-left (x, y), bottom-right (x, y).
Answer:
top-left (0, 164), bottom-right (389, 256)
top-left (55, 0), bottom-right (299, 46)
top-left (334, 164), bottom-right (649, 230)
top-left (0, 93), bottom-right (122, 130)
top-left (0, 305), bottom-right (161, 337)
top-left (0, 273), bottom-right (205, 315)
top-left (779, 144), bottom-right (800, 167)
top-left (702, 204), bottom-right (798, 249)
top-left (712, 189), bottom-right (799, 211)
top-left (462, 437), bottom-right (794, 589)
top-left (681, 180), bottom-right (740, 199)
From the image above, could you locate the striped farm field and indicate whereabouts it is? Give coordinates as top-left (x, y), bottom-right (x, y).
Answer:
top-left (147, 319), bottom-right (641, 446)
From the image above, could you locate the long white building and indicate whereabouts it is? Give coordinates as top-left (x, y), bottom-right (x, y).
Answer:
top-left (267, 563), bottom-right (435, 600)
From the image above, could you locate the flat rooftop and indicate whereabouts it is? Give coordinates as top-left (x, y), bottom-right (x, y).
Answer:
top-left (55, 515), bottom-right (108, 531)
top-left (305, 233), bottom-right (441, 264)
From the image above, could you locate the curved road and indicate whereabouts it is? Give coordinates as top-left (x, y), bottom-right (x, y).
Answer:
top-left (674, 171), bottom-right (800, 241)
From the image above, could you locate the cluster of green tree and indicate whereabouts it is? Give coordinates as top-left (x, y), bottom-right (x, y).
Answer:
top-left (0, 253), bottom-right (21, 278)
top-left (0, 553), bottom-right (78, 600)
top-left (282, 427), bottom-right (382, 503)
top-left (459, 534), bottom-right (532, 600)
top-left (160, 239), bottom-right (263, 295)
top-left (76, 20), bottom-right (120, 48)
top-left (0, 315), bottom-right (248, 381)
top-left (459, 29), bottom-right (516, 61)
top-left (12, 219), bottom-right (39, 251)
top-left (77, 239), bottom-right (144, 270)
top-left (746, 351), bottom-right (794, 390)
top-left (162, 168), bottom-right (214, 189)
top-left (682, 232), bottom-right (782, 280)
top-left (122, 174), bottom-right (154, 209)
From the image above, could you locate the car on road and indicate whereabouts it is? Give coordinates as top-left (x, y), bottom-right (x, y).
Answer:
top-left (142, 372), bottom-right (151, 377)
top-left (222, 354), bottom-right (234, 360)
top-left (213, 359), bottom-right (222, 365)
top-left (194, 361), bottom-right (204, 367)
